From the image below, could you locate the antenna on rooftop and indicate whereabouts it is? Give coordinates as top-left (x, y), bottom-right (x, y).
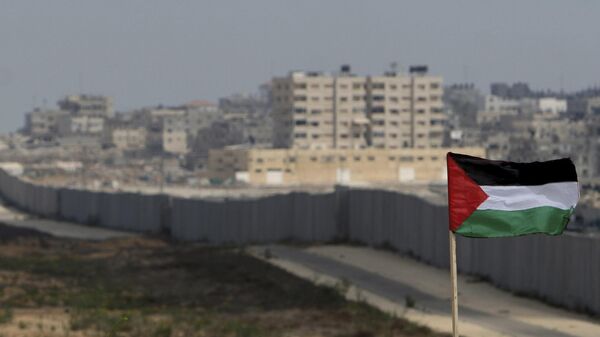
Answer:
top-left (78, 71), bottom-right (84, 94)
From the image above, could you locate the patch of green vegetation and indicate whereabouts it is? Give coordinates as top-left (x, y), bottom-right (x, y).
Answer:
top-left (405, 295), bottom-right (416, 308)
top-left (0, 307), bottom-right (13, 324)
top-left (219, 320), bottom-right (265, 337)
top-left (0, 240), bottom-right (449, 337)
top-left (152, 322), bottom-right (172, 337)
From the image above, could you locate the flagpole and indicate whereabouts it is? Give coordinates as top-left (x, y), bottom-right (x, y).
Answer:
top-left (449, 230), bottom-right (459, 337)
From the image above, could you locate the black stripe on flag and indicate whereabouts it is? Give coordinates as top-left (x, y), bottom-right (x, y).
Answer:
top-left (448, 152), bottom-right (578, 186)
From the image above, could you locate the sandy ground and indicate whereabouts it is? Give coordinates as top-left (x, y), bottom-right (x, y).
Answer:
top-left (252, 245), bottom-right (600, 337)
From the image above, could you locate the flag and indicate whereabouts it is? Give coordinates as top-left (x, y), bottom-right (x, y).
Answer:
top-left (447, 152), bottom-right (579, 238)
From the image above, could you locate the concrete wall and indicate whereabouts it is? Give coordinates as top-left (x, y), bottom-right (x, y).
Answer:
top-left (170, 192), bottom-right (337, 243)
top-left (0, 170), bottom-right (597, 315)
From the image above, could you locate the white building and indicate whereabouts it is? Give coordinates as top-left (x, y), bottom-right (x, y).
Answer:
top-left (538, 97), bottom-right (567, 116)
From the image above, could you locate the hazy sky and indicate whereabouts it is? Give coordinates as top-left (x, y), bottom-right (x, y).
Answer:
top-left (1, 0), bottom-right (599, 132)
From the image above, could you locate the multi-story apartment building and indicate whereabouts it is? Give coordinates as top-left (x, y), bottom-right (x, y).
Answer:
top-left (112, 128), bottom-right (147, 151)
top-left (219, 92), bottom-right (273, 145)
top-left (161, 101), bottom-right (221, 154)
top-left (58, 94), bottom-right (114, 118)
top-left (271, 65), bottom-right (445, 150)
top-left (24, 109), bottom-right (68, 136)
top-left (57, 115), bottom-right (105, 135)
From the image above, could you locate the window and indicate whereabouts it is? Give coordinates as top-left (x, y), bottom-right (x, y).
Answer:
top-left (367, 156), bottom-right (375, 161)
top-left (310, 156), bottom-right (317, 162)
top-left (294, 133), bottom-right (307, 138)
top-left (399, 156), bottom-right (414, 162)
top-left (295, 120), bottom-right (307, 126)
top-left (294, 96), bottom-right (307, 101)
top-left (371, 106), bottom-right (385, 113)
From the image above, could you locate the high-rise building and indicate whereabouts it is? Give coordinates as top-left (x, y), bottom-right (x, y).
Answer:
top-left (271, 65), bottom-right (445, 150)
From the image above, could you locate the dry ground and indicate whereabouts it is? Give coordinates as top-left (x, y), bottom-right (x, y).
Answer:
top-left (0, 224), bottom-right (447, 337)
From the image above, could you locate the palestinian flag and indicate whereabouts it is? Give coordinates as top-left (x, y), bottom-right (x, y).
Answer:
top-left (447, 152), bottom-right (579, 238)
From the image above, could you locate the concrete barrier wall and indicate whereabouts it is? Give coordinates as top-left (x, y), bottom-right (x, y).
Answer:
top-left (0, 170), bottom-right (597, 314)
top-left (170, 192), bottom-right (338, 243)
top-left (346, 189), bottom-right (600, 315)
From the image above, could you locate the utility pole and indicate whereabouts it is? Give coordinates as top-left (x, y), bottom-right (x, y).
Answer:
top-left (159, 155), bottom-right (165, 194)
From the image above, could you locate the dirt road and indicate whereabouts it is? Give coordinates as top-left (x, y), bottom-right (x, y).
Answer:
top-left (255, 245), bottom-right (600, 337)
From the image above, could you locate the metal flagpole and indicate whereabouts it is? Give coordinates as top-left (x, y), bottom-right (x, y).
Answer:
top-left (449, 230), bottom-right (459, 337)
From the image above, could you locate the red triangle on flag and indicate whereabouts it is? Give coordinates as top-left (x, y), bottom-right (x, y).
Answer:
top-left (447, 154), bottom-right (489, 231)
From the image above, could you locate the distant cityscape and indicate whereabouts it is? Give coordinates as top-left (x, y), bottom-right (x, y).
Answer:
top-left (0, 64), bottom-right (598, 227)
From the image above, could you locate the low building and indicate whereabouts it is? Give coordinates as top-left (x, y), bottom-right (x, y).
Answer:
top-left (208, 147), bottom-right (485, 186)
top-left (586, 97), bottom-right (600, 116)
top-left (112, 128), bottom-right (147, 151)
top-left (538, 97), bottom-right (567, 116)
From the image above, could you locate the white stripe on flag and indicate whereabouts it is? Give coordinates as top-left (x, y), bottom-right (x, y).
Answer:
top-left (477, 182), bottom-right (579, 211)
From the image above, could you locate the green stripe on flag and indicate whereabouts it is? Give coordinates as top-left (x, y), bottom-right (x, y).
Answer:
top-left (456, 206), bottom-right (574, 238)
